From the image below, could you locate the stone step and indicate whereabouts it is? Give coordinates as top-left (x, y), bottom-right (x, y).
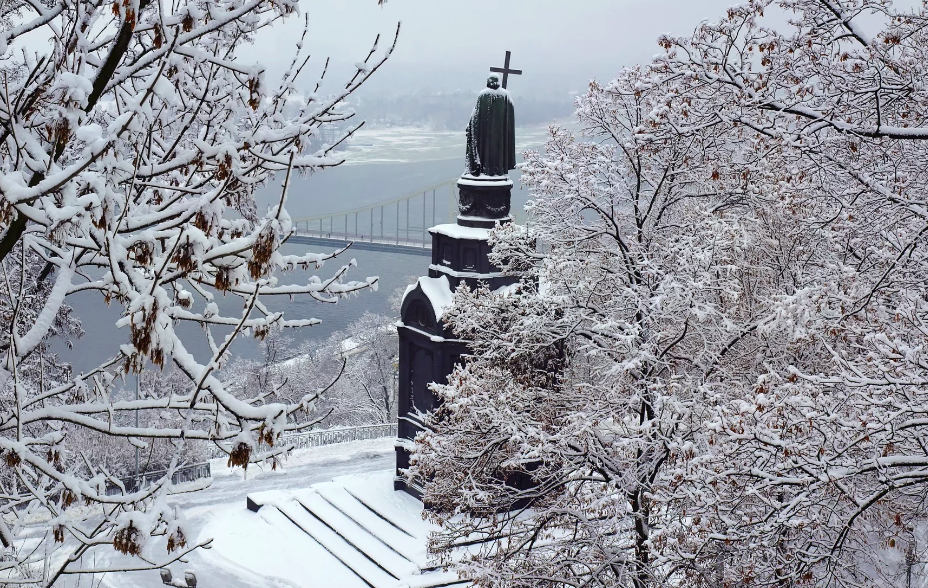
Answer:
top-left (405, 572), bottom-right (470, 588)
top-left (315, 485), bottom-right (426, 567)
top-left (256, 506), bottom-right (369, 588)
top-left (343, 485), bottom-right (433, 540)
top-left (295, 490), bottom-right (420, 580)
top-left (243, 471), bottom-right (469, 588)
top-left (271, 501), bottom-right (401, 588)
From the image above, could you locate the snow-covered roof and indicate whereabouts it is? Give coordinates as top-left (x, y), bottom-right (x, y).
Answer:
top-left (401, 275), bottom-right (454, 321)
top-left (402, 282), bottom-right (416, 298)
top-left (429, 223), bottom-right (492, 241)
top-left (419, 275), bottom-right (455, 321)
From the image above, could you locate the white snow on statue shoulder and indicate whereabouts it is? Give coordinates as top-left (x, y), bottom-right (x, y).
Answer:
top-left (479, 87), bottom-right (511, 99)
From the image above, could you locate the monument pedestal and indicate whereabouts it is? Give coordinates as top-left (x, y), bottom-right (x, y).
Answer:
top-left (456, 175), bottom-right (512, 228)
top-left (395, 67), bottom-right (521, 499)
top-left (394, 174), bottom-right (518, 497)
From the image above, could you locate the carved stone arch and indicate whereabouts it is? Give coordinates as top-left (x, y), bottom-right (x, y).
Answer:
top-left (400, 283), bottom-right (442, 336)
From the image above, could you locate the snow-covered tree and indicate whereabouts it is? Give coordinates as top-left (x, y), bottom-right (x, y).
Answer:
top-left (0, 0), bottom-right (396, 583)
top-left (221, 311), bottom-right (398, 429)
top-left (648, 1), bottom-right (928, 585)
top-left (339, 312), bottom-right (397, 423)
top-left (415, 1), bottom-right (928, 585)
top-left (222, 330), bottom-right (299, 405)
top-left (68, 368), bottom-right (210, 484)
top-left (411, 68), bottom-right (786, 588)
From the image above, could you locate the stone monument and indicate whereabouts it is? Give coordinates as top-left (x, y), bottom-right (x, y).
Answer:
top-left (395, 59), bottom-right (522, 498)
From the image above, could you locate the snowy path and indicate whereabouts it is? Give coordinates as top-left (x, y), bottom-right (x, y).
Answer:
top-left (243, 471), bottom-right (464, 588)
top-left (43, 438), bottom-right (395, 588)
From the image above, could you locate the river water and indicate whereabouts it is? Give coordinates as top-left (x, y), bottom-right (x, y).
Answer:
top-left (61, 124), bottom-right (552, 373)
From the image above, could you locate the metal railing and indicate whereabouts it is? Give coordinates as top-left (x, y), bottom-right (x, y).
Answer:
top-left (206, 423), bottom-right (398, 460)
top-left (286, 422), bottom-right (397, 451)
top-left (106, 462), bottom-right (212, 495)
top-left (103, 424), bottom-right (397, 495)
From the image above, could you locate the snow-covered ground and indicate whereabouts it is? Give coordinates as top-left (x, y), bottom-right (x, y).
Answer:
top-left (40, 438), bottom-right (396, 588)
top-left (219, 470), bottom-right (460, 588)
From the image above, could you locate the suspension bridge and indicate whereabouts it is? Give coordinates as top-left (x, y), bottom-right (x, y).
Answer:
top-left (287, 177), bottom-right (469, 256)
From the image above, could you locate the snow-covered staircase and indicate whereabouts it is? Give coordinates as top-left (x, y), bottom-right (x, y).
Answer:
top-left (245, 471), bottom-right (465, 588)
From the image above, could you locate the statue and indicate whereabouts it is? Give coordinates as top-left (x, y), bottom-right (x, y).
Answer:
top-left (465, 74), bottom-right (516, 177)
top-left (396, 60), bottom-right (524, 500)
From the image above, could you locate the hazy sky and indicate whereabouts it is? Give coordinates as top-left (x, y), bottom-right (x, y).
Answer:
top-left (249, 0), bottom-right (739, 97)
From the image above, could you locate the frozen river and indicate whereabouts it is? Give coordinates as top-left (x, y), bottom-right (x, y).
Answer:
top-left (60, 124), bottom-right (552, 373)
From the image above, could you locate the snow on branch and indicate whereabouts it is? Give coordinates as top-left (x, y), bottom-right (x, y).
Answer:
top-left (414, 2), bottom-right (928, 587)
top-left (0, 0), bottom-right (397, 582)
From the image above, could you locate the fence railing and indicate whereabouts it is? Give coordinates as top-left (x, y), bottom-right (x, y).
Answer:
top-left (286, 422), bottom-right (397, 451)
top-left (106, 462), bottom-right (212, 496)
top-left (104, 424), bottom-right (397, 495)
top-left (206, 423), bottom-right (398, 460)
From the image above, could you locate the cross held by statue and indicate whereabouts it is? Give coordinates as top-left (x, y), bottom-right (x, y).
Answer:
top-left (490, 50), bottom-right (522, 89)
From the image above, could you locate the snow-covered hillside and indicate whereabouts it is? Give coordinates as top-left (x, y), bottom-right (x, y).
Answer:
top-left (40, 439), bottom-right (396, 588)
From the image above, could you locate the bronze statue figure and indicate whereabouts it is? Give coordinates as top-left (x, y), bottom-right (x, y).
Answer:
top-left (465, 74), bottom-right (516, 177)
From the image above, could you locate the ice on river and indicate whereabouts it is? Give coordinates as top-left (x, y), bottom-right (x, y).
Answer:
top-left (341, 124), bottom-right (551, 165)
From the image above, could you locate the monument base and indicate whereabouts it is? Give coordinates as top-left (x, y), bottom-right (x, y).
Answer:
top-left (457, 214), bottom-right (512, 228)
top-left (457, 175), bottom-right (512, 228)
top-left (395, 171), bottom-right (519, 501)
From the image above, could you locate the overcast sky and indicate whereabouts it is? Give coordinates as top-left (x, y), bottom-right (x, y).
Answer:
top-left (249, 0), bottom-right (739, 97)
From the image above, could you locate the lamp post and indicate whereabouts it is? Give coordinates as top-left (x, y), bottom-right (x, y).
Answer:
top-left (135, 373), bottom-right (140, 490)
top-left (160, 569), bottom-right (196, 587)
top-left (907, 533), bottom-right (917, 588)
